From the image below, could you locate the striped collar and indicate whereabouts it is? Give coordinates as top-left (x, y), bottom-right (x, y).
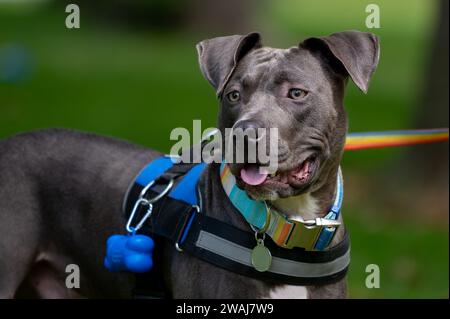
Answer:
top-left (220, 163), bottom-right (344, 251)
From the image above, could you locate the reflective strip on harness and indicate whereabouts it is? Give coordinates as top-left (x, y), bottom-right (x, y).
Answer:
top-left (196, 230), bottom-right (350, 278)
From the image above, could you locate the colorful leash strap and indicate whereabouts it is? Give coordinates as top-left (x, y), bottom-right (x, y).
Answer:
top-left (345, 128), bottom-right (449, 151)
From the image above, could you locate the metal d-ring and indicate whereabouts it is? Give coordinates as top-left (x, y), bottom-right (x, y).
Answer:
top-left (175, 205), bottom-right (201, 252)
top-left (254, 230), bottom-right (266, 243)
top-left (140, 178), bottom-right (174, 204)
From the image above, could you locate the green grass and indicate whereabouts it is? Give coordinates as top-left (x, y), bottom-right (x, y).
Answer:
top-left (0, 0), bottom-right (447, 298)
top-left (345, 210), bottom-right (448, 298)
top-left (0, 9), bottom-right (217, 151)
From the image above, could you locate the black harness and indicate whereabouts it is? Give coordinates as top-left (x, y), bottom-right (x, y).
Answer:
top-left (122, 159), bottom-right (350, 297)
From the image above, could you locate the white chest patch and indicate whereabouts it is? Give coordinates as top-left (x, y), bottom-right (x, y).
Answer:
top-left (272, 192), bottom-right (319, 220)
top-left (264, 193), bottom-right (318, 299)
top-left (267, 285), bottom-right (308, 299)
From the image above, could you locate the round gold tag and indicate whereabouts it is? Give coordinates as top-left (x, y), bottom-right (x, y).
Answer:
top-left (251, 244), bottom-right (272, 272)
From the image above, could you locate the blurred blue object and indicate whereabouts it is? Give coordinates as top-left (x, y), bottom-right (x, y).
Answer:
top-left (0, 43), bottom-right (33, 83)
top-left (104, 234), bottom-right (154, 273)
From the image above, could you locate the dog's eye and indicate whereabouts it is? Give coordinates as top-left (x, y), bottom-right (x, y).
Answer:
top-left (288, 88), bottom-right (307, 100)
top-left (227, 90), bottom-right (240, 103)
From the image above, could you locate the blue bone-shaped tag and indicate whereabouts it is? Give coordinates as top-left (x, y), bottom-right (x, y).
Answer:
top-left (104, 234), bottom-right (154, 273)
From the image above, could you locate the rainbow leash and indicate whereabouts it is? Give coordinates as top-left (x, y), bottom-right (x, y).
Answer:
top-left (345, 128), bottom-right (449, 151)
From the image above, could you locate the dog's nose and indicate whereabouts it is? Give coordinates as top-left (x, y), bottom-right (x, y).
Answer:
top-left (233, 120), bottom-right (266, 142)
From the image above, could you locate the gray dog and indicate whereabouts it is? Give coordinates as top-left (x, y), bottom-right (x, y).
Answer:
top-left (0, 30), bottom-right (379, 298)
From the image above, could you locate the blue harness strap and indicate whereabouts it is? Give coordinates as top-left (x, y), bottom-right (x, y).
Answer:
top-left (135, 156), bottom-right (174, 187)
top-left (169, 162), bottom-right (207, 205)
top-left (134, 156), bottom-right (206, 206)
top-left (127, 156), bottom-right (206, 246)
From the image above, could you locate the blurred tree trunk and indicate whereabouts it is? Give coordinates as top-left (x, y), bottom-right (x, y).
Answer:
top-left (407, 0), bottom-right (448, 185)
top-left (57, 0), bottom-right (256, 33)
top-left (184, 0), bottom-right (257, 35)
top-left (385, 0), bottom-right (448, 219)
top-left (57, 0), bottom-right (188, 30)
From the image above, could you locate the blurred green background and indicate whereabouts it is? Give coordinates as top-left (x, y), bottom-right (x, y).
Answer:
top-left (0, 0), bottom-right (448, 298)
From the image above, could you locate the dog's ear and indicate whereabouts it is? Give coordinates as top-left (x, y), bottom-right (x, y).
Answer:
top-left (196, 32), bottom-right (261, 96)
top-left (301, 30), bottom-right (380, 93)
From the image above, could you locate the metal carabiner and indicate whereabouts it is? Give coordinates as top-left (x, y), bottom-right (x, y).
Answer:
top-left (126, 198), bottom-right (152, 233)
top-left (125, 178), bottom-right (174, 233)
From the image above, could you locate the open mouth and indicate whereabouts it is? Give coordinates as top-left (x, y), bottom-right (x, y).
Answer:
top-left (239, 156), bottom-right (318, 188)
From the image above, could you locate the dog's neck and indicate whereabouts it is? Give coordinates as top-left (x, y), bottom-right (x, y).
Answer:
top-left (271, 168), bottom-right (339, 222)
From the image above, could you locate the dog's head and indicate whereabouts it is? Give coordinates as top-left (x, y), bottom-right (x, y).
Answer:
top-left (197, 31), bottom-right (379, 200)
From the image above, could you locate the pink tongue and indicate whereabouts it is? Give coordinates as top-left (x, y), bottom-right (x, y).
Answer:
top-left (240, 166), bottom-right (268, 186)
